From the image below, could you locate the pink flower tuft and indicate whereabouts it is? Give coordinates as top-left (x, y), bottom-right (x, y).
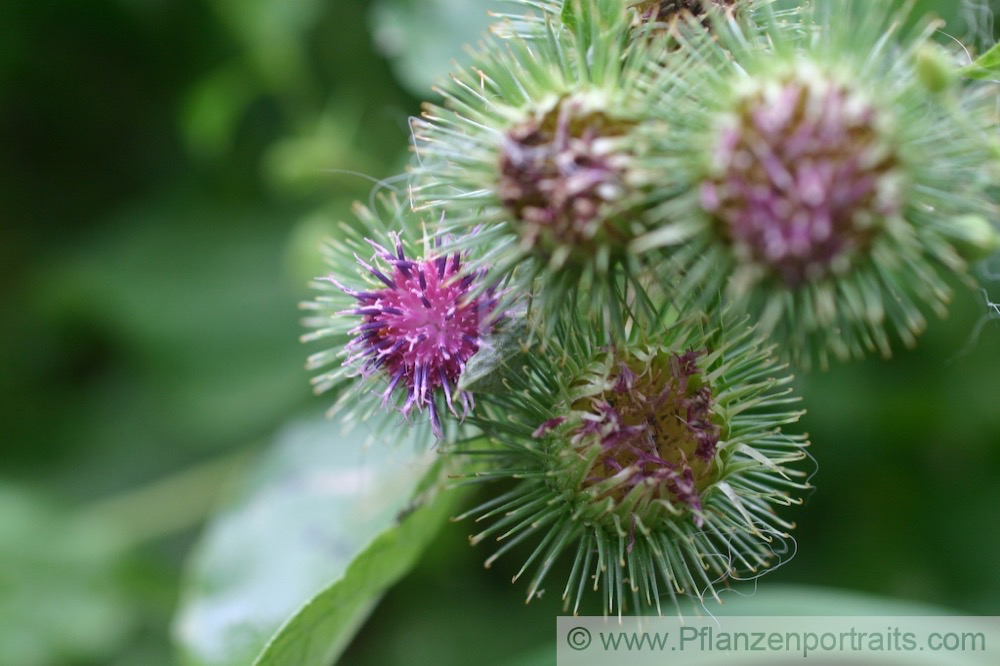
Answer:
top-left (336, 233), bottom-right (497, 436)
top-left (566, 349), bottom-right (721, 526)
top-left (703, 72), bottom-right (900, 285)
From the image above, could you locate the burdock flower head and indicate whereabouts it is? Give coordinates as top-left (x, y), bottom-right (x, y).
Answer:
top-left (410, 0), bottom-right (692, 329)
top-left (498, 94), bottom-right (633, 257)
top-left (635, 0), bottom-right (1000, 365)
top-left (300, 197), bottom-right (499, 438)
top-left (701, 62), bottom-right (902, 288)
top-left (559, 347), bottom-right (721, 526)
top-left (456, 307), bottom-right (810, 615)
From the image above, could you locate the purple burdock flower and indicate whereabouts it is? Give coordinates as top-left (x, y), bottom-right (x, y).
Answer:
top-left (498, 96), bottom-right (632, 256)
top-left (701, 69), bottom-right (901, 286)
top-left (334, 233), bottom-right (497, 437)
top-left (567, 349), bottom-right (721, 527)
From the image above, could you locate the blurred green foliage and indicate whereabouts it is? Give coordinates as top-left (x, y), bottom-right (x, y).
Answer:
top-left (1, 1), bottom-right (999, 665)
top-left (173, 413), bottom-right (450, 666)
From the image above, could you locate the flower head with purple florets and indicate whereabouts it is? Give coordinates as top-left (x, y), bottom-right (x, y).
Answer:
top-left (636, 0), bottom-right (1000, 365)
top-left (700, 65), bottom-right (901, 287)
top-left (332, 233), bottom-right (498, 437)
top-left (301, 199), bottom-right (500, 440)
top-left (455, 309), bottom-right (811, 615)
top-left (407, 8), bottom-right (690, 334)
top-left (498, 95), bottom-right (633, 259)
top-left (567, 349), bottom-right (720, 528)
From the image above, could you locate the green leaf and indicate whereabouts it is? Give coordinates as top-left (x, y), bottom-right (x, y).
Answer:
top-left (208, 0), bottom-right (325, 91)
top-left (35, 200), bottom-right (309, 450)
top-left (261, 103), bottom-right (380, 195)
top-left (252, 474), bottom-right (464, 665)
top-left (0, 484), bottom-right (133, 666)
top-left (368, 0), bottom-right (496, 95)
top-left (960, 41), bottom-right (1000, 79)
top-left (181, 64), bottom-right (255, 162)
top-left (172, 412), bottom-right (454, 666)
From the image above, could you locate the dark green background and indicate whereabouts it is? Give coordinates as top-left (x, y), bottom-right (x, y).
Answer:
top-left (1, 1), bottom-right (998, 664)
